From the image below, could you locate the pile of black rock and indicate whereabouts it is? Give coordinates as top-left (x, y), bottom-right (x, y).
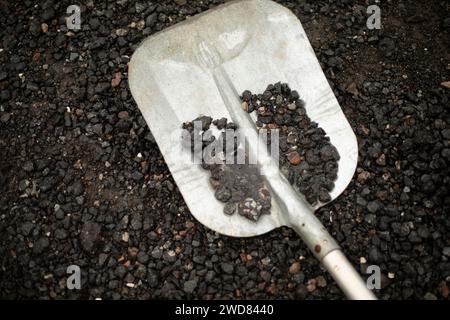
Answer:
top-left (182, 82), bottom-right (341, 222)
top-left (182, 116), bottom-right (272, 221)
top-left (241, 82), bottom-right (340, 206)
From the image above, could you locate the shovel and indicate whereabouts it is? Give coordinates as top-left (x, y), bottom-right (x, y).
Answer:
top-left (129, 0), bottom-right (376, 300)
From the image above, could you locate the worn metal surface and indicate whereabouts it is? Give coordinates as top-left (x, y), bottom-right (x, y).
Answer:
top-left (129, 0), bottom-right (358, 240)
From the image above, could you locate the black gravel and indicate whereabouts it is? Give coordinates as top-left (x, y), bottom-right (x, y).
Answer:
top-left (182, 116), bottom-right (272, 221)
top-left (0, 0), bottom-right (449, 300)
top-left (241, 83), bottom-right (340, 206)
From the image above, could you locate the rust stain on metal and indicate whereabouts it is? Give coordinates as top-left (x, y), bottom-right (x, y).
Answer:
top-left (314, 244), bottom-right (321, 253)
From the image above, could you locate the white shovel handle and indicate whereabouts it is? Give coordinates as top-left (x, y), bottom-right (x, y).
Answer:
top-left (322, 249), bottom-right (377, 300)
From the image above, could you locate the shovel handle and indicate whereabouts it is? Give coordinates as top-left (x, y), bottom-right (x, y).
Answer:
top-left (290, 216), bottom-right (377, 300)
top-left (322, 249), bottom-right (377, 300)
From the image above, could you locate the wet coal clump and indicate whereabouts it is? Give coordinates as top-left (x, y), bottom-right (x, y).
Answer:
top-left (182, 116), bottom-right (271, 221)
top-left (241, 82), bottom-right (340, 206)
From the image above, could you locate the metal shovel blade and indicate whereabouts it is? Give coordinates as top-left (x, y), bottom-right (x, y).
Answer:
top-left (129, 0), bottom-right (357, 237)
top-left (129, 0), bottom-right (374, 299)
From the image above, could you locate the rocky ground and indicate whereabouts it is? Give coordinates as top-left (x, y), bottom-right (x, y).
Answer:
top-left (0, 0), bottom-right (449, 300)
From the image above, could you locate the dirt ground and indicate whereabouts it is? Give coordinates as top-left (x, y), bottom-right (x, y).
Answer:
top-left (0, 0), bottom-right (449, 300)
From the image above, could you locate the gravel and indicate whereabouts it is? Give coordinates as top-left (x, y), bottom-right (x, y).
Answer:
top-left (80, 221), bottom-right (102, 253)
top-left (0, 0), bottom-right (449, 300)
top-left (183, 279), bottom-right (198, 294)
top-left (241, 83), bottom-right (340, 206)
top-left (182, 116), bottom-right (272, 221)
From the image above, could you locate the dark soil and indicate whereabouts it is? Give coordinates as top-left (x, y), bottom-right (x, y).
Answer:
top-left (0, 0), bottom-right (449, 300)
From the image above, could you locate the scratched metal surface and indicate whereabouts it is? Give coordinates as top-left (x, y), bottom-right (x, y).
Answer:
top-left (128, 0), bottom-right (358, 238)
